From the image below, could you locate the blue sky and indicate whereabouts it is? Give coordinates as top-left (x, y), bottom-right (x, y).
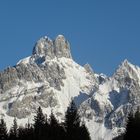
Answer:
top-left (0, 0), bottom-right (140, 75)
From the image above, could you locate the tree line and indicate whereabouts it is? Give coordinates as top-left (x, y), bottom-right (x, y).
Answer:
top-left (0, 100), bottom-right (91, 140)
top-left (113, 109), bottom-right (140, 140)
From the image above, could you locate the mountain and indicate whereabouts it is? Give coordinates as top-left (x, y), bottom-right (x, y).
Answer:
top-left (0, 35), bottom-right (140, 140)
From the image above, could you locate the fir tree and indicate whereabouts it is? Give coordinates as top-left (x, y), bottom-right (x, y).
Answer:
top-left (9, 117), bottom-right (18, 140)
top-left (65, 99), bottom-right (90, 140)
top-left (34, 107), bottom-right (45, 127)
top-left (65, 99), bottom-right (80, 140)
top-left (114, 110), bottom-right (140, 140)
top-left (80, 123), bottom-right (91, 140)
top-left (41, 115), bottom-right (50, 140)
top-left (0, 104), bottom-right (91, 140)
top-left (49, 111), bottom-right (65, 140)
top-left (34, 106), bottom-right (45, 140)
top-left (18, 126), bottom-right (26, 140)
top-left (0, 118), bottom-right (8, 140)
top-left (25, 123), bottom-right (34, 140)
top-left (123, 113), bottom-right (135, 140)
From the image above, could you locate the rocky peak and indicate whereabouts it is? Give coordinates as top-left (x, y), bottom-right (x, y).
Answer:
top-left (32, 35), bottom-right (72, 60)
top-left (113, 59), bottom-right (140, 86)
top-left (32, 36), bottom-right (53, 56)
top-left (54, 35), bottom-right (72, 58)
top-left (121, 59), bottom-right (131, 68)
top-left (114, 60), bottom-right (133, 76)
top-left (84, 63), bottom-right (94, 74)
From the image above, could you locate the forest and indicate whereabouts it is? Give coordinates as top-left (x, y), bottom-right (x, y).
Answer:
top-left (0, 100), bottom-right (91, 140)
top-left (114, 109), bottom-right (140, 140)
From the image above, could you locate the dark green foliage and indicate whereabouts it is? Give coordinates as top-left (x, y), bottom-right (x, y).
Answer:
top-left (48, 111), bottom-right (65, 140)
top-left (65, 100), bottom-right (90, 140)
top-left (34, 106), bottom-right (45, 140)
top-left (0, 103), bottom-right (91, 140)
top-left (124, 110), bottom-right (140, 140)
top-left (123, 113), bottom-right (134, 140)
top-left (18, 124), bottom-right (34, 140)
top-left (80, 123), bottom-right (91, 140)
top-left (34, 106), bottom-right (45, 129)
top-left (8, 117), bottom-right (18, 140)
top-left (65, 100), bottom-right (80, 140)
top-left (114, 110), bottom-right (140, 140)
top-left (0, 118), bottom-right (8, 140)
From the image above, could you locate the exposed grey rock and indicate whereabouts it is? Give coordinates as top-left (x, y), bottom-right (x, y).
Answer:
top-left (33, 36), bottom-right (54, 57)
top-left (7, 96), bottom-right (34, 118)
top-left (0, 67), bottom-right (18, 92)
top-left (32, 35), bottom-right (72, 60)
top-left (7, 88), bottom-right (59, 119)
top-left (113, 59), bottom-right (139, 85)
top-left (54, 35), bottom-right (72, 59)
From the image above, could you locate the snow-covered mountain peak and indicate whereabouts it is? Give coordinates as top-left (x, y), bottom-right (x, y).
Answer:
top-left (120, 59), bottom-right (132, 68)
top-left (113, 59), bottom-right (139, 81)
top-left (2, 35), bottom-right (140, 140)
top-left (32, 35), bottom-right (72, 60)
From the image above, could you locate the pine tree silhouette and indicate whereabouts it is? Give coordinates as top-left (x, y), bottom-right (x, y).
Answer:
top-left (49, 111), bottom-right (65, 140)
top-left (114, 110), bottom-right (140, 140)
top-left (34, 106), bottom-right (45, 140)
top-left (65, 99), bottom-right (90, 140)
top-left (80, 123), bottom-right (91, 140)
top-left (18, 126), bottom-right (26, 140)
top-left (9, 117), bottom-right (18, 140)
top-left (0, 105), bottom-right (91, 140)
top-left (0, 118), bottom-right (8, 140)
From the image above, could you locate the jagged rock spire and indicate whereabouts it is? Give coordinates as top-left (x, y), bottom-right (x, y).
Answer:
top-left (113, 59), bottom-right (139, 83)
top-left (32, 35), bottom-right (72, 59)
top-left (54, 35), bottom-right (72, 58)
top-left (33, 36), bottom-right (53, 55)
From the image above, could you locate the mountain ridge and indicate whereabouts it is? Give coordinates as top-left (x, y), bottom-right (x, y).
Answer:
top-left (0, 35), bottom-right (140, 140)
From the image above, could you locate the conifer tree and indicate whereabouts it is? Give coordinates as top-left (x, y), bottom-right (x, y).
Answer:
top-left (65, 99), bottom-right (90, 140)
top-left (34, 106), bottom-right (45, 140)
top-left (114, 110), bottom-right (140, 140)
top-left (0, 118), bottom-right (8, 140)
top-left (25, 123), bottom-right (34, 140)
top-left (9, 117), bottom-right (18, 140)
top-left (49, 111), bottom-right (65, 140)
top-left (41, 115), bottom-right (49, 140)
top-left (18, 126), bottom-right (26, 140)
top-left (123, 113), bottom-right (135, 140)
top-left (80, 123), bottom-right (91, 140)
top-left (34, 107), bottom-right (45, 127)
top-left (0, 104), bottom-right (91, 140)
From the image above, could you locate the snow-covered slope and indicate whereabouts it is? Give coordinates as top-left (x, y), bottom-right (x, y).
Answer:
top-left (0, 35), bottom-right (140, 140)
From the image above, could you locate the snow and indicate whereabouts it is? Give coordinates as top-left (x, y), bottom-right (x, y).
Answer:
top-left (86, 119), bottom-right (112, 140)
top-left (17, 56), bottom-right (31, 65)
top-left (128, 62), bottom-right (140, 82)
top-left (0, 56), bottom-right (95, 130)
top-left (47, 57), bottom-right (94, 114)
top-left (1, 37), bottom-right (140, 140)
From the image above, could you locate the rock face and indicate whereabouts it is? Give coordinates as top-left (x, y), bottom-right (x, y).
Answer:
top-left (0, 35), bottom-right (140, 140)
top-left (55, 35), bottom-right (72, 58)
top-left (32, 35), bottom-right (72, 59)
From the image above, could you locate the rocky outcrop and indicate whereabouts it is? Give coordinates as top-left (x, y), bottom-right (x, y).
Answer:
top-left (54, 35), bottom-right (72, 58)
top-left (32, 35), bottom-right (72, 60)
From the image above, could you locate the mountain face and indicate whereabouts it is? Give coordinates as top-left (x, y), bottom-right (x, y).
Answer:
top-left (0, 35), bottom-right (140, 139)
